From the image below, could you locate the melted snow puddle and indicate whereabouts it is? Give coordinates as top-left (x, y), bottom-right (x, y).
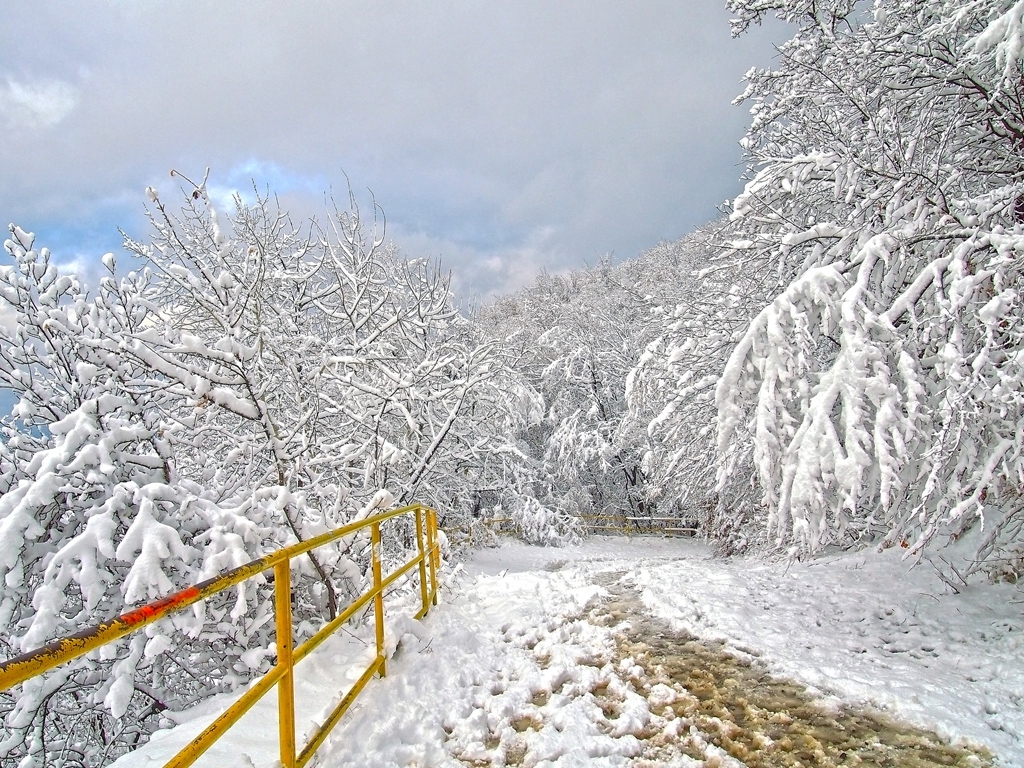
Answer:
top-left (596, 582), bottom-right (994, 768)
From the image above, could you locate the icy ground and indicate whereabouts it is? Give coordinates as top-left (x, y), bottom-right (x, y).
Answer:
top-left (114, 536), bottom-right (1023, 767)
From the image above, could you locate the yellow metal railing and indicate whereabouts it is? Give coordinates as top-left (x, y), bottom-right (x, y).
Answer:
top-left (0, 503), bottom-right (442, 768)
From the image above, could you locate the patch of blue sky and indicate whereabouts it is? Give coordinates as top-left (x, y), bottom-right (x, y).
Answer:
top-left (206, 159), bottom-right (329, 210)
top-left (23, 218), bottom-right (123, 257)
top-left (0, 388), bottom-right (15, 418)
top-left (4, 200), bottom-right (142, 287)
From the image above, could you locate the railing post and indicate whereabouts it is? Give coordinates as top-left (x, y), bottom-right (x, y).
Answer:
top-left (426, 509), bottom-right (438, 606)
top-left (415, 506), bottom-right (429, 616)
top-left (274, 559), bottom-right (296, 768)
top-left (371, 521), bottom-right (386, 677)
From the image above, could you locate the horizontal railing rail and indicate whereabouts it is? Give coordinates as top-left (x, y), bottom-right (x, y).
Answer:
top-left (0, 503), bottom-right (442, 768)
top-left (458, 513), bottom-right (697, 539)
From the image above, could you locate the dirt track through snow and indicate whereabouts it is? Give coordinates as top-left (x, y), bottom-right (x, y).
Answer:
top-left (593, 574), bottom-right (991, 767)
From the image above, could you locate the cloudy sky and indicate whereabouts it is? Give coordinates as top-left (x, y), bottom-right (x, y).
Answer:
top-left (0, 1), bottom-right (783, 301)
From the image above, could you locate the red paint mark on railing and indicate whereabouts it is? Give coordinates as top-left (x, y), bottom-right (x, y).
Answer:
top-left (120, 586), bottom-right (202, 627)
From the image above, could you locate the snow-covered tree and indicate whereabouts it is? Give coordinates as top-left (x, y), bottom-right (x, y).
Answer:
top-left (118, 178), bottom-right (516, 610)
top-left (0, 227), bottom-right (200, 766)
top-left (476, 251), bottom-right (702, 539)
top-left (623, 222), bottom-right (780, 552)
top-left (713, 0), bottom-right (1024, 557)
top-left (0, 176), bottom-right (518, 766)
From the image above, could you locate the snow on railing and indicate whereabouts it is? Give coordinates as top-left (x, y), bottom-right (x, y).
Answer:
top-left (0, 503), bottom-right (442, 768)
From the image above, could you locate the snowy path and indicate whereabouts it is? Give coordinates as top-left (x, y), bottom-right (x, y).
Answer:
top-left (114, 537), bottom-right (1022, 767)
top-left (628, 543), bottom-right (1023, 762)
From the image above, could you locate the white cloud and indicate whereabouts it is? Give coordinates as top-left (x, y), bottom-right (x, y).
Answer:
top-left (0, 2), bottom-right (788, 299)
top-left (0, 77), bottom-right (78, 129)
top-left (392, 221), bottom-right (569, 304)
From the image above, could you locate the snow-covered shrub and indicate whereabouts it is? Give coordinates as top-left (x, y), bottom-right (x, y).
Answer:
top-left (501, 492), bottom-right (584, 546)
top-left (964, 499), bottom-right (1024, 584)
top-left (0, 228), bottom-right (201, 765)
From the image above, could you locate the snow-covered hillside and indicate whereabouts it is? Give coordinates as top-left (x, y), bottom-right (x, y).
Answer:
top-left (113, 536), bottom-right (1022, 767)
